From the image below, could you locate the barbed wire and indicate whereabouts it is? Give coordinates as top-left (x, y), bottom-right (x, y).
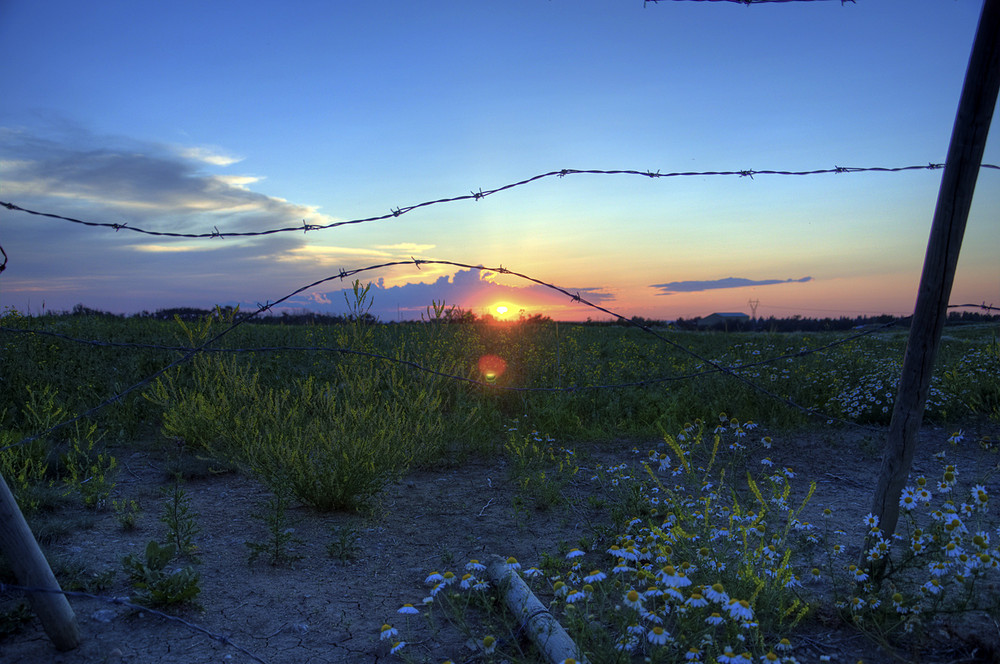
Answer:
top-left (3, 162), bottom-right (996, 240)
top-left (0, 582), bottom-right (268, 663)
top-left (948, 302), bottom-right (1000, 312)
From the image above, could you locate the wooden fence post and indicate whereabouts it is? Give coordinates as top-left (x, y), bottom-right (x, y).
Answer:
top-left (0, 471), bottom-right (81, 651)
top-left (867, 0), bottom-right (1000, 575)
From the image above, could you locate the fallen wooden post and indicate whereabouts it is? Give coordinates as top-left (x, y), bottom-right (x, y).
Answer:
top-left (485, 554), bottom-right (589, 664)
top-left (0, 471), bottom-right (81, 651)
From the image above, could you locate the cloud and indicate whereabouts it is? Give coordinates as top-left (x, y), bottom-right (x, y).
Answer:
top-left (651, 276), bottom-right (813, 295)
top-left (375, 242), bottom-right (436, 254)
top-left (0, 124), bottom-right (331, 234)
top-left (277, 245), bottom-right (394, 266)
top-left (0, 122), bottom-right (350, 313)
top-left (175, 146), bottom-right (243, 166)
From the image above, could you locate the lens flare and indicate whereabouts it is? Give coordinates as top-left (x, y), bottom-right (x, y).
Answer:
top-left (477, 354), bottom-right (507, 383)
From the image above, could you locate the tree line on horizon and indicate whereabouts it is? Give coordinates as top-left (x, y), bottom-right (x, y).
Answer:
top-left (33, 303), bottom-right (1000, 332)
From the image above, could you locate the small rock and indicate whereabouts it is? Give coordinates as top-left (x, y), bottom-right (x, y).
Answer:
top-left (91, 609), bottom-right (116, 623)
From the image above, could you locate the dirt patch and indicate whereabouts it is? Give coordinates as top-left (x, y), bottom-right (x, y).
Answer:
top-left (2, 421), bottom-right (999, 664)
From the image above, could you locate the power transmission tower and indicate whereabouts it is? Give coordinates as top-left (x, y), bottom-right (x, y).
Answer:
top-left (748, 298), bottom-right (760, 320)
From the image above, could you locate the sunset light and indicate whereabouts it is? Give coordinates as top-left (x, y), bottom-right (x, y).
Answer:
top-left (0, 3), bottom-right (996, 322)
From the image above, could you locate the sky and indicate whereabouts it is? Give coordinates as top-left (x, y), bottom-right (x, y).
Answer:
top-left (1, 0), bottom-right (998, 322)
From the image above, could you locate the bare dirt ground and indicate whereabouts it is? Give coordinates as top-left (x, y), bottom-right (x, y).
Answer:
top-left (2, 421), bottom-right (998, 664)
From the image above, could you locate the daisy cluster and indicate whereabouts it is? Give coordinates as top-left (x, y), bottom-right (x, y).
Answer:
top-left (816, 446), bottom-right (999, 635)
top-left (553, 417), bottom-right (813, 662)
top-left (816, 336), bottom-right (1000, 424)
top-left (379, 416), bottom-right (816, 662)
top-left (716, 335), bottom-right (996, 426)
top-left (820, 356), bottom-right (946, 424)
top-left (937, 341), bottom-right (1000, 421)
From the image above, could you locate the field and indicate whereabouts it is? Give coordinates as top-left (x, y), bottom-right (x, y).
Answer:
top-left (1, 307), bottom-right (999, 663)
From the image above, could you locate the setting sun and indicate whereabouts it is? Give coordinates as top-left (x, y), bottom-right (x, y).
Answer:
top-left (495, 305), bottom-right (509, 316)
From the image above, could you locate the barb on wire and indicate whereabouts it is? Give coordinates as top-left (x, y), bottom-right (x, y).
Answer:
top-left (947, 302), bottom-right (1000, 312)
top-left (3, 162), bottom-right (996, 240)
top-left (0, 582), bottom-right (267, 664)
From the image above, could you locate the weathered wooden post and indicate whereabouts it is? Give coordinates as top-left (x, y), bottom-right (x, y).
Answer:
top-left (867, 0), bottom-right (1000, 575)
top-left (0, 471), bottom-right (81, 650)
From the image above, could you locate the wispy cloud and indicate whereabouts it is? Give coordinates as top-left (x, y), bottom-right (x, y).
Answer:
top-left (375, 242), bottom-right (436, 254)
top-left (651, 276), bottom-right (813, 295)
top-left (277, 245), bottom-right (394, 265)
top-left (0, 124), bottom-right (329, 234)
top-left (175, 146), bottom-right (243, 166)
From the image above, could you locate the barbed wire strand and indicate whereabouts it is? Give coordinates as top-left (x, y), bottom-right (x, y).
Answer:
top-left (3, 163), bottom-right (997, 240)
top-left (948, 302), bottom-right (1000, 312)
top-left (0, 582), bottom-right (267, 664)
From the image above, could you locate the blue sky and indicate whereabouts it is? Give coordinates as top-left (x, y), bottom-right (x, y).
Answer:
top-left (1, 0), bottom-right (997, 321)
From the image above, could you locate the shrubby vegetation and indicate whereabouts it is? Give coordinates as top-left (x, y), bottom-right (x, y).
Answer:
top-left (1, 299), bottom-right (997, 516)
top-left (2, 303), bottom-right (997, 450)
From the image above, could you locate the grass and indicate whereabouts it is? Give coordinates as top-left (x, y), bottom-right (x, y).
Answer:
top-left (2, 311), bottom-right (997, 450)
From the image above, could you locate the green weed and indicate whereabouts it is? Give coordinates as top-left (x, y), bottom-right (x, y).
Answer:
top-left (387, 418), bottom-right (817, 662)
top-left (160, 476), bottom-right (200, 560)
top-left (122, 540), bottom-right (201, 608)
top-left (112, 497), bottom-right (141, 531)
top-left (60, 421), bottom-right (116, 509)
top-left (503, 427), bottom-right (578, 512)
top-left (246, 490), bottom-right (303, 567)
top-left (327, 524), bottom-right (362, 562)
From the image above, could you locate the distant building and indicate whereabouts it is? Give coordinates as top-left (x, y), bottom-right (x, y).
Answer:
top-left (698, 312), bottom-right (750, 330)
